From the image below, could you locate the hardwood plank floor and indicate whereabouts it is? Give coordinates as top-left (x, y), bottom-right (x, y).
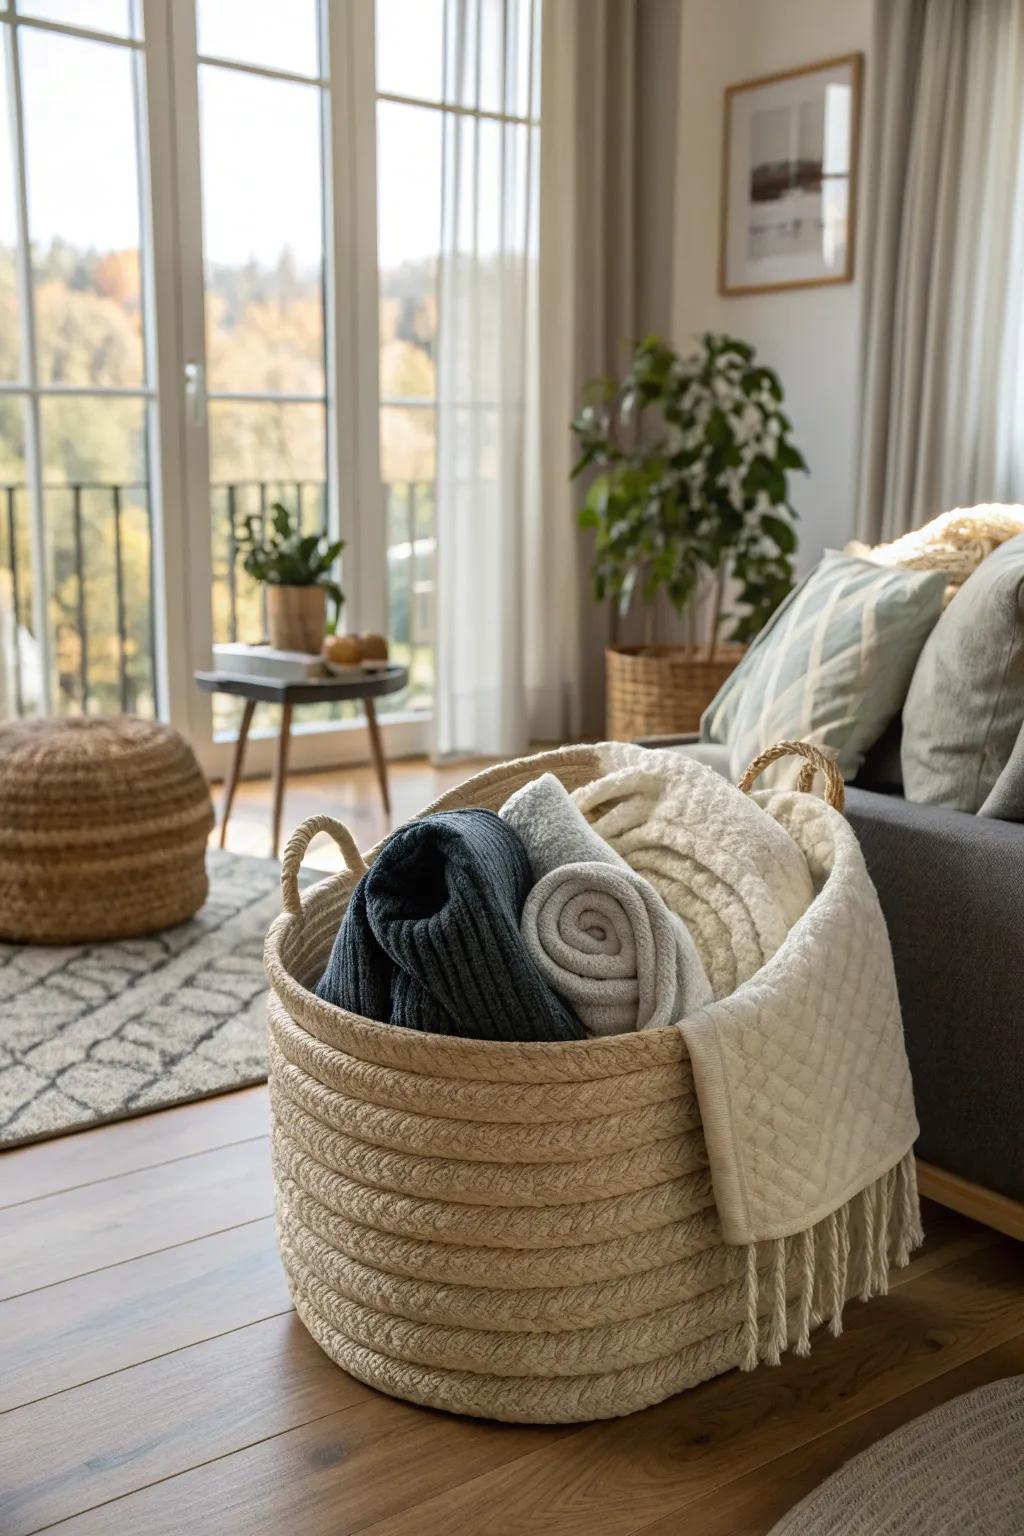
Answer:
top-left (633, 1336), bottom-right (1024, 1536)
top-left (2, 762), bottom-right (1021, 1535)
top-left (0, 1085), bottom-right (269, 1207)
top-left (360, 1245), bottom-right (1024, 1536)
top-left (0, 1216), bottom-right (289, 1412)
top-left (2, 1079), bottom-right (1020, 1536)
top-left (0, 1136), bottom-right (273, 1301)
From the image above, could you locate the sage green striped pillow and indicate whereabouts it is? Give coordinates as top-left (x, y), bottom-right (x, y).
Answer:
top-left (701, 552), bottom-right (947, 784)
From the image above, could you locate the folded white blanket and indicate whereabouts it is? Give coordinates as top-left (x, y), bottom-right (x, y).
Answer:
top-left (501, 773), bottom-right (712, 1035)
top-left (571, 744), bottom-right (922, 1367)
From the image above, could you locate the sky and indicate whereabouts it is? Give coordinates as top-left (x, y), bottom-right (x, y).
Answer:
top-left (0, 0), bottom-right (534, 273)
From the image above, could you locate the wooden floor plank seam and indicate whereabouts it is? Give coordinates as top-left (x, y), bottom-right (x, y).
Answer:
top-left (0, 1306), bottom-right (298, 1418)
top-left (20, 1404), bottom-right (402, 1536)
top-left (0, 1088), bottom-right (271, 1207)
top-left (0, 1133), bottom-right (271, 1212)
top-left (1, 1213), bottom-right (275, 1304)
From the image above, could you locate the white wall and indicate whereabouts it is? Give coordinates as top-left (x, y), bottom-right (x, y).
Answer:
top-left (671, 0), bottom-right (874, 571)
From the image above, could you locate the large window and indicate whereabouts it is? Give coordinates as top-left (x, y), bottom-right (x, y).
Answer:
top-left (0, 0), bottom-right (386, 766)
top-left (0, 0), bottom-right (534, 768)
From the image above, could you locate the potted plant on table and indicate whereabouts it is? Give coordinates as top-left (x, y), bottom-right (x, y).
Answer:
top-left (235, 502), bottom-right (345, 655)
top-left (571, 332), bottom-right (807, 738)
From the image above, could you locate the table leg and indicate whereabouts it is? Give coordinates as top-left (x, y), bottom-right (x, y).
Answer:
top-left (364, 696), bottom-right (391, 817)
top-left (271, 700), bottom-right (293, 860)
top-left (218, 697), bottom-right (255, 850)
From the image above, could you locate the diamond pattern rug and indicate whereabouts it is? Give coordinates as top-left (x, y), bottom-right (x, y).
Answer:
top-left (0, 850), bottom-right (313, 1147)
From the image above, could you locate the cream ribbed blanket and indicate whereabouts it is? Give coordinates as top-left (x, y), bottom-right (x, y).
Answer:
top-left (500, 773), bottom-right (712, 1035)
top-left (572, 743), bottom-right (816, 999)
top-left (572, 744), bottom-right (922, 1367)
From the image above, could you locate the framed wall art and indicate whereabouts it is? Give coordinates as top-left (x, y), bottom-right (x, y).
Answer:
top-left (719, 53), bottom-right (862, 296)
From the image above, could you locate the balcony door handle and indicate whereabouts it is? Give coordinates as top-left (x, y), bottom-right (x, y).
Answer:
top-left (184, 362), bottom-right (207, 428)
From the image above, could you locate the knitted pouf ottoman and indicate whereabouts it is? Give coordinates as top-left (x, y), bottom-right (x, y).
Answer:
top-left (0, 715), bottom-right (214, 943)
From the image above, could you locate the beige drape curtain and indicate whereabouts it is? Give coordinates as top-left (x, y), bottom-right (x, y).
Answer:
top-left (857, 0), bottom-right (1024, 543)
top-left (538, 0), bottom-right (639, 738)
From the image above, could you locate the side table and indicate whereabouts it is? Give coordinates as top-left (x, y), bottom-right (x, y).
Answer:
top-left (195, 665), bottom-right (409, 858)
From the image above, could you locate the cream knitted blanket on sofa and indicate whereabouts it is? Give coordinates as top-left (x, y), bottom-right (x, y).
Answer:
top-left (574, 744), bottom-right (922, 1366)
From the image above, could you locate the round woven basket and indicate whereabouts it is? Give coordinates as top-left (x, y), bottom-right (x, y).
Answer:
top-left (0, 715), bottom-right (214, 943)
top-left (264, 741), bottom-right (845, 1424)
top-left (606, 643), bottom-right (745, 739)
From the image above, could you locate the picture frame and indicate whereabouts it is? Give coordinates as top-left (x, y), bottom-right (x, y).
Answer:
top-left (719, 53), bottom-right (863, 297)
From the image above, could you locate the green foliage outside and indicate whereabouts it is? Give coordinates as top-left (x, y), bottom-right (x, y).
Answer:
top-left (571, 333), bottom-right (807, 648)
top-left (0, 242), bottom-right (440, 722)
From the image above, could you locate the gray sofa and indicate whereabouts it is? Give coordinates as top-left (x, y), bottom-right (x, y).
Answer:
top-left (644, 737), bottom-right (1024, 1209)
top-left (844, 787), bottom-right (1023, 1205)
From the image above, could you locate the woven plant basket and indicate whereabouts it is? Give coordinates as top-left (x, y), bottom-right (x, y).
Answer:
top-left (606, 643), bottom-right (746, 739)
top-left (0, 715), bottom-right (214, 943)
top-left (265, 741), bottom-right (851, 1425)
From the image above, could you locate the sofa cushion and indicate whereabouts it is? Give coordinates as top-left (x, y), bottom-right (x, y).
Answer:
top-left (980, 718), bottom-right (1024, 821)
top-left (902, 532), bottom-right (1024, 816)
top-left (701, 552), bottom-right (946, 784)
top-left (665, 740), bottom-right (732, 777)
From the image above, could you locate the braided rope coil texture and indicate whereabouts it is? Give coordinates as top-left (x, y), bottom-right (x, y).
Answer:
top-left (265, 744), bottom-right (820, 1422)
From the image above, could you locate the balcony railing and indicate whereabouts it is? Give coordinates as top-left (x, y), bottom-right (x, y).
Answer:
top-left (0, 478), bottom-right (435, 721)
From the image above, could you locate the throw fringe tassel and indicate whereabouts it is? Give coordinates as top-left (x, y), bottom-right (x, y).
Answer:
top-left (740, 1149), bottom-right (922, 1371)
top-left (742, 1242), bottom-right (760, 1371)
top-left (858, 1178), bottom-right (877, 1301)
top-left (764, 1237), bottom-right (788, 1366)
top-left (793, 1226), bottom-right (815, 1357)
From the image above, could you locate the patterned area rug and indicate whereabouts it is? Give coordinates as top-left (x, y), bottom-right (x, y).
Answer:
top-left (769, 1375), bottom-right (1024, 1535)
top-left (0, 850), bottom-right (314, 1147)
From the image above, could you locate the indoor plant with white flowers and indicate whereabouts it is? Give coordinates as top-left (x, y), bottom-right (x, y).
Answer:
top-left (571, 332), bottom-right (807, 736)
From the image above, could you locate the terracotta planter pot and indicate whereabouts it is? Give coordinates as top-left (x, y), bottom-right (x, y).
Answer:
top-left (605, 643), bottom-right (746, 740)
top-left (267, 585), bottom-right (326, 654)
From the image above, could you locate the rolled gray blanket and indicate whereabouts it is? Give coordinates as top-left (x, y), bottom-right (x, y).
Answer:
top-left (500, 774), bottom-right (711, 1035)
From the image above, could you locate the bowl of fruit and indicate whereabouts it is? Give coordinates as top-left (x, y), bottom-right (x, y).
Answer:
top-left (322, 633), bottom-right (390, 676)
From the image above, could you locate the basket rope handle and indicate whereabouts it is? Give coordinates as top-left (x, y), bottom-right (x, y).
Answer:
top-left (737, 740), bottom-right (845, 812)
top-left (280, 814), bottom-right (369, 918)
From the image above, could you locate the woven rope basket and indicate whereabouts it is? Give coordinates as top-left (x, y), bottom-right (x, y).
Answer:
top-left (265, 741), bottom-right (844, 1423)
top-left (605, 643), bottom-right (746, 739)
top-left (0, 715), bottom-right (214, 943)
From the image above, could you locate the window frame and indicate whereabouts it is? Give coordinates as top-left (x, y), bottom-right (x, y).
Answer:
top-left (0, 0), bottom-right (157, 719)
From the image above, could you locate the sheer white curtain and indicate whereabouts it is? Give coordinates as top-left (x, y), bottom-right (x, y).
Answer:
top-left (857, 0), bottom-right (1024, 541)
top-left (433, 0), bottom-right (548, 758)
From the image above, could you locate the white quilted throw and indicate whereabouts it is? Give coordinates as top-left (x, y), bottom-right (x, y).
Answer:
top-left (576, 745), bottom-right (923, 1368)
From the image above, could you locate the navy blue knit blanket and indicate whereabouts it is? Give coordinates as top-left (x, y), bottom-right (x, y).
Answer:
top-left (314, 808), bottom-right (585, 1043)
